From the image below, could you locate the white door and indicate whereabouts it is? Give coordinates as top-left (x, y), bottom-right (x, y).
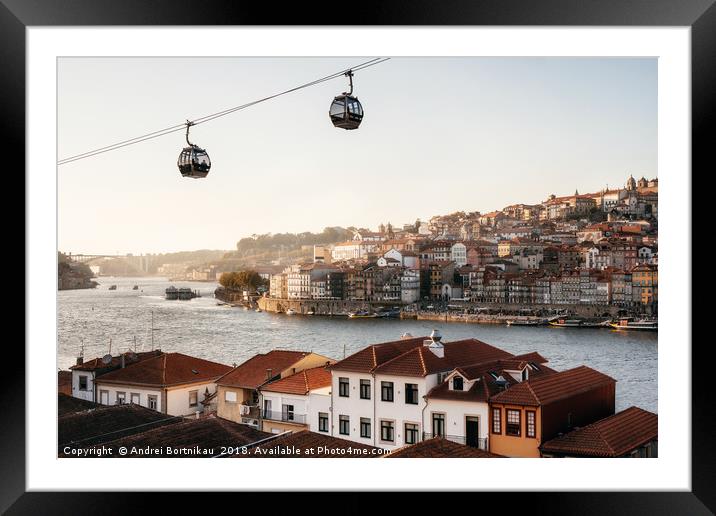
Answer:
top-left (100, 390), bottom-right (109, 405)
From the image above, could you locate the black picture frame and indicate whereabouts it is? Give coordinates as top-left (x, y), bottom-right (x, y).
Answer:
top-left (6, 0), bottom-right (709, 513)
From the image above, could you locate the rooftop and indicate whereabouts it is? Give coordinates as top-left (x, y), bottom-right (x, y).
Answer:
top-left (385, 437), bottom-right (503, 458)
top-left (260, 366), bottom-right (333, 395)
top-left (541, 406), bottom-right (657, 457)
top-left (490, 365), bottom-right (616, 407)
top-left (70, 349), bottom-right (163, 372)
top-left (58, 403), bottom-right (182, 450)
top-left (57, 392), bottom-right (99, 417)
top-left (77, 416), bottom-right (271, 457)
top-left (217, 350), bottom-right (319, 389)
top-left (94, 352), bottom-right (232, 388)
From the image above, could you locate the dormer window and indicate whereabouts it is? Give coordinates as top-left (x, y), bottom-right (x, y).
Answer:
top-left (453, 376), bottom-right (464, 391)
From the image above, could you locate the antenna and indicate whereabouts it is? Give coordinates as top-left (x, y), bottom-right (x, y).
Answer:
top-left (108, 338), bottom-right (112, 355)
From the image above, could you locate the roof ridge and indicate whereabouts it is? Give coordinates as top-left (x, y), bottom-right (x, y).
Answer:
top-left (418, 348), bottom-right (427, 376)
top-left (303, 369), bottom-right (310, 393)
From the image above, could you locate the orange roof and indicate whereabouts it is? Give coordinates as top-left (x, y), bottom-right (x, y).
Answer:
top-left (70, 349), bottom-right (162, 372)
top-left (541, 406), bottom-right (657, 457)
top-left (260, 366), bottom-right (332, 395)
top-left (328, 336), bottom-right (427, 373)
top-left (373, 339), bottom-right (513, 377)
top-left (217, 350), bottom-right (314, 389)
top-left (94, 352), bottom-right (232, 387)
top-left (490, 365), bottom-right (615, 407)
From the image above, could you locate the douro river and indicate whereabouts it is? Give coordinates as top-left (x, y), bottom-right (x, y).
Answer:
top-left (58, 276), bottom-right (657, 412)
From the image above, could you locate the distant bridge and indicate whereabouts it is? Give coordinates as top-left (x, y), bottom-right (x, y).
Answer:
top-left (64, 252), bottom-right (152, 273)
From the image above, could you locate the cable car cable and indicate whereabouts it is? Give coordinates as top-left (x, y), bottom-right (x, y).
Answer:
top-left (57, 57), bottom-right (390, 166)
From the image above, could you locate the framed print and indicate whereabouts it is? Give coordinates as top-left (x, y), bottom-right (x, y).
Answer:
top-left (6, 0), bottom-right (712, 513)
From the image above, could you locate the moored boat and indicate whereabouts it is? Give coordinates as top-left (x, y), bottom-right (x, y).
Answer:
top-left (610, 318), bottom-right (658, 331)
top-left (108, 285), bottom-right (117, 290)
top-left (507, 318), bottom-right (548, 326)
top-left (549, 318), bottom-right (610, 328)
top-left (348, 310), bottom-right (378, 318)
top-left (286, 309), bottom-right (296, 315)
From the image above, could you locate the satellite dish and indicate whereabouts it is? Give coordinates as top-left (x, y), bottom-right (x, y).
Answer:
top-left (102, 354), bottom-right (112, 365)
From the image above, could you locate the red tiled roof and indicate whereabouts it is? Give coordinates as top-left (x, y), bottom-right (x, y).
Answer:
top-left (373, 339), bottom-right (513, 377)
top-left (541, 406), bottom-right (657, 457)
top-left (260, 366), bottom-right (332, 395)
top-left (385, 437), bottom-right (503, 458)
top-left (328, 337), bottom-right (427, 373)
top-left (217, 350), bottom-right (314, 389)
top-left (95, 352), bottom-right (232, 387)
top-left (490, 365), bottom-right (615, 407)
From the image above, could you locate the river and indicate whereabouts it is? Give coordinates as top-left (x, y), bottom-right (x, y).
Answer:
top-left (58, 276), bottom-right (658, 413)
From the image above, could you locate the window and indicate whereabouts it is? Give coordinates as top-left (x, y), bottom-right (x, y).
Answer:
top-left (380, 420), bottom-right (395, 442)
top-left (147, 395), bottom-right (157, 410)
top-left (78, 375), bottom-right (88, 391)
top-left (492, 408), bottom-right (502, 434)
top-left (360, 418), bottom-right (371, 438)
top-left (405, 383), bottom-right (419, 404)
top-left (506, 409), bottom-right (521, 436)
top-left (432, 413), bottom-right (445, 437)
top-left (452, 376), bottom-right (464, 391)
top-left (282, 404), bottom-right (294, 421)
top-left (224, 390), bottom-right (237, 403)
top-left (359, 379), bottom-right (371, 399)
top-left (405, 423), bottom-right (419, 444)
top-left (130, 393), bottom-right (140, 405)
top-left (189, 390), bottom-right (198, 407)
top-left (116, 392), bottom-right (126, 405)
top-left (522, 368), bottom-right (528, 381)
top-left (381, 381), bottom-right (394, 402)
top-left (339, 377), bottom-right (350, 397)
top-left (526, 410), bottom-right (536, 438)
top-left (339, 415), bottom-right (350, 435)
top-left (318, 412), bottom-right (329, 433)
top-left (437, 371), bottom-right (449, 383)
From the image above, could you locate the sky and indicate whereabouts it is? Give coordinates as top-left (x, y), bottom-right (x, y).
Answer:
top-left (58, 57), bottom-right (657, 255)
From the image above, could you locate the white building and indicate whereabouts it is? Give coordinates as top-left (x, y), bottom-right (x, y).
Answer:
top-left (451, 242), bottom-right (467, 267)
top-left (400, 269), bottom-right (421, 304)
top-left (69, 350), bottom-right (163, 402)
top-left (93, 352), bottom-right (232, 416)
top-left (326, 332), bottom-right (523, 451)
top-left (258, 366), bottom-right (333, 435)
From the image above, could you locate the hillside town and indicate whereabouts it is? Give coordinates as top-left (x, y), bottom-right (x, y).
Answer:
top-left (59, 330), bottom-right (657, 459)
top-left (218, 175), bottom-right (658, 318)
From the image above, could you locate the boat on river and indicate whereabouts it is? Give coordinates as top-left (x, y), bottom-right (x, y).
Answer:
top-left (108, 285), bottom-right (117, 290)
top-left (348, 311), bottom-right (378, 318)
top-left (506, 318), bottom-right (548, 326)
top-left (549, 318), bottom-right (610, 328)
top-left (609, 318), bottom-right (658, 331)
top-left (132, 285), bottom-right (139, 290)
top-left (286, 309), bottom-right (297, 315)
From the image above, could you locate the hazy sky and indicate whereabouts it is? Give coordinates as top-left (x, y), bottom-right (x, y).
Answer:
top-left (58, 57), bottom-right (657, 255)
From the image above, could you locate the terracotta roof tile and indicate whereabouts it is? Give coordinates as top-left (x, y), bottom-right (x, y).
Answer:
top-left (541, 406), bottom-right (657, 457)
top-left (328, 337), bottom-right (427, 373)
top-left (385, 437), bottom-right (503, 458)
top-left (79, 416), bottom-right (271, 457)
top-left (95, 352), bottom-right (232, 387)
top-left (217, 350), bottom-right (315, 389)
top-left (490, 365), bottom-right (615, 407)
top-left (374, 339), bottom-right (513, 377)
top-left (70, 350), bottom-right (163, 372)
top-left (260, 366), bottom-right (332, 395)
top-left (57, 392), bottom-right (99, 416)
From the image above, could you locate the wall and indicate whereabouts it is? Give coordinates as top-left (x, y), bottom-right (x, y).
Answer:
top-left (424, 398), bottom-right (490, 444)
top-left (330, 371), bottom-right (376, 446)
top-left (166, 381), bottom-right (218, 417)
top-left (71, 370), bottom-right (95, 402)
top-left (93, 382), bottom-right (163, 413)
top-left (488, 404), bottom-right (543, 458)
top-left (217, 385), bottom-right (253, 423)
top-left (307, 390), bottom-right (331, 433)
top-left (373, 374), bottom-right (431, 450)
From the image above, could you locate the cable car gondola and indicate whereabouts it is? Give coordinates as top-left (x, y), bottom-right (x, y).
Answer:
top-left (177, 121), bottom-right (211, 178)
top-left (329, 70), bottom-right (363, 130)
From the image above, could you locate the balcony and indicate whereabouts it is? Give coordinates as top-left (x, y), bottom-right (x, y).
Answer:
top-left (422, 433), bottom-right (489, 450)
top-left (261, 409), bottom-right (307, 425)
top-left (239, 404), bottom-right (260, 418)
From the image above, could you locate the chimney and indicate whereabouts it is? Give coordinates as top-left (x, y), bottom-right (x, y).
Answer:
top-left (266, 368), bottom-right (273, 381)
top-left (120, 354), bottom-right (126, 369)
top-left (76, 356), bottom-right (83, 366)
top-left (425, 329), bottom-right (444, 358)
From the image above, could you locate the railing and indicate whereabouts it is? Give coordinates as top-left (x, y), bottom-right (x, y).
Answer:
top-left (239, 405), bottom-right (260, 418)
top-left (422, 433), bottom-right (488, 450)
top-left (261, 409), bottom-right (307, 425)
